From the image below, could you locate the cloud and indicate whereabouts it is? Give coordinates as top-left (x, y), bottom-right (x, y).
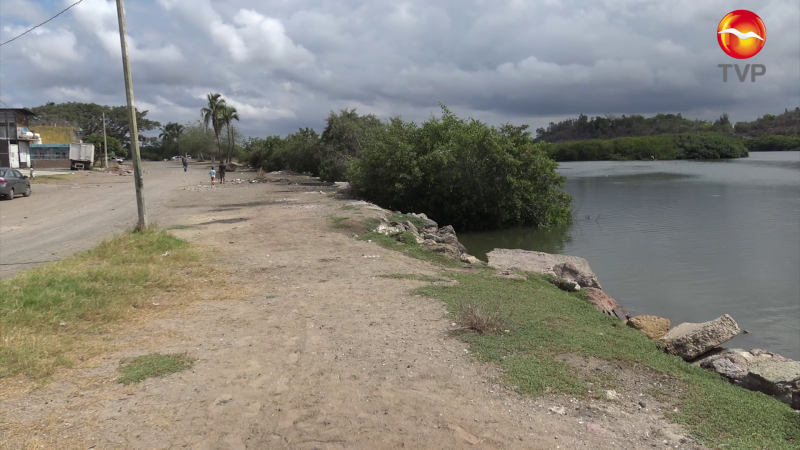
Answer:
top-left (0, 0), bottom-right (796, 138)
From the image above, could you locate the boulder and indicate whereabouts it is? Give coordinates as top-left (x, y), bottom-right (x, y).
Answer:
top-left (659, 314), bottom-right (741, 361)
top-left (421, 219), bottom-right (438, 233)
top-left (548, 277), bottom-right (581, 292)
top-left (376, 224), bottom-right (405, 235)
top-left (460, 254), bottom-right (482, 265)
top-left (402, 220), bottom-right (419, 235)
top-left (694, 349), bottom-right (750, 381)
top-left (741, 360), bottom-right (800, 407)
top-left (487, 249), bottom-right (601, 289)
top-left (627, 315), bottom-right (671, 340)
top-left (438, 225), bottom-right (456, 236)
top-left (493, 270), bottom-right (527, 281)
top-left (421, 241), bottom-right (463, 260)
top-left (582, 288), bottom-right (622, 316)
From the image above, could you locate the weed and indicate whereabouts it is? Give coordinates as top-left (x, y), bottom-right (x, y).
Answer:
top-left (358, 232), bottom-right (464, 268)
top-left (377, 273), bottom-right (445, 283)
top-left (117, 352), bottom-right (196, 385)
top-left (330, 216), bottom-right (351, 229)
top-left (341, 205), bottom-right (357, 211)
top-left (167, 225), bottom-right (193, 230)
top-left (457, 302), bottom-right (506, 334)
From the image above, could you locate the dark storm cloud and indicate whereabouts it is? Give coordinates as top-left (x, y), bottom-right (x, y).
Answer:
top-left (0, 0), bottom-right (797, 138)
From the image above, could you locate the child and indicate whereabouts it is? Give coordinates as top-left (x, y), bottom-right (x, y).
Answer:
top-left (209, 166), bottom-right (216, 185)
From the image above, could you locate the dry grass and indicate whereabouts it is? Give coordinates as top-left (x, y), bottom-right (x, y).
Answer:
top-left (0, 228), bottom-right (223, 383)
top-left (457, 302), bottom-right (507, 334)
top-left (30, 174), bottom-right (81, 184)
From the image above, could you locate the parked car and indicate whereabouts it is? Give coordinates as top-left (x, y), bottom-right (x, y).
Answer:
top-left (0, 167), bottom-right (32, 200)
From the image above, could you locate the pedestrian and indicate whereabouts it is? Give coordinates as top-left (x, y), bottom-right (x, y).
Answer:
top-left (209, 166), bottom-right (216, 185)
top-left (182, 157), bottom-right (188, 172)
top-left (29, 164), bottom-right (36, 179)
top-left (218, 162), bottom-right (226, 184)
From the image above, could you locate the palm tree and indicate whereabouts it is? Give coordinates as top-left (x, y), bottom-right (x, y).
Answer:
top-left (201, 93), bottom-right (226, 162)
top-left (158, 122), bottom-right (186, 157)
top-left (219, 105), bottom-right (240, 163)
top-left (172, 123), bottom-right (185, 156)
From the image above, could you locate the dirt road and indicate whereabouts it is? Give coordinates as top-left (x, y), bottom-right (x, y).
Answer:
top-left (0, 167), bottom-right (701, 449)
top-left (0, 162), bottom-right (202, 279)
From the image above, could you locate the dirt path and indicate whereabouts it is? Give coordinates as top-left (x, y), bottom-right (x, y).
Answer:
top-left (0, 169), bottom-right (702, 449)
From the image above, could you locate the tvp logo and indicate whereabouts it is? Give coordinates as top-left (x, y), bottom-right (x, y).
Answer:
top-left (716, 10), bottom-right (767, 82)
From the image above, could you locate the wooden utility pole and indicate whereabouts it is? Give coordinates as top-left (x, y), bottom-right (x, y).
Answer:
top-left (115, 0), bottom-right (146, 230)
top-left (102, 111), bottom-right (108, 169)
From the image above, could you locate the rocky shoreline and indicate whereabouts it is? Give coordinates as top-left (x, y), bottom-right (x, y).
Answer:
top-left (369, 207), bottom-right (800, 411)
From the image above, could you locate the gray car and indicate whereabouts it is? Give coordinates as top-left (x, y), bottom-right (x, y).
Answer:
top-left (0, 168), bottom-right (32, 200)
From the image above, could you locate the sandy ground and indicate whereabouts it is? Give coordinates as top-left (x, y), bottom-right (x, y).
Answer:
top-left (0, 163), bottom-right (704, 449)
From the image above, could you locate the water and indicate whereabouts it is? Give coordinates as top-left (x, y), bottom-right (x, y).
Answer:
top-left (459, 152), bottom-right (800, 359)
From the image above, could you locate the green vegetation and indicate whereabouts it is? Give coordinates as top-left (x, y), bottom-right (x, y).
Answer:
top-left (117, 352), bottom-right (196, 385)
top-left (330, 216), bottom-right (351, 229)
top-left (0, 229), bottom-right (203, 380)
top-left (413, 270), bottom-right (800, 449)
top-left (387, 212), bottom-right (428, 229)
top-left (744, 134), bottom-right (800, 152)
top-left (358, 232), bottom-right (465, 268)
top-left (547, 132), bottom-right (749, 162)
top-left (377, 273), bottom-right (446, 283)
top-left (28, 101), bottom-right (160, 149)
top-left (734, 108), bottom-right (800, 137)
top-left (84, 133), bottom-right (124, 158)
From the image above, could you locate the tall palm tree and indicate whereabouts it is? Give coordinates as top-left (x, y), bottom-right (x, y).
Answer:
top-left (172, 123), bottom-right (185, 156)
top-left (159, 122), bottom-right (186, 157)
top-left (201, 93), bottom-right (227, 162)
top-left (219, 105), bottom-right (240, 163)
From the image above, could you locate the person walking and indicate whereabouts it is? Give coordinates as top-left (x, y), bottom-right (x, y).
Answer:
top-left (218, 162), bottom-right (227, 184)
top-left (182, 157), bottom-right (188, 172)
top-left (209, 166), bottom-right (216, 185)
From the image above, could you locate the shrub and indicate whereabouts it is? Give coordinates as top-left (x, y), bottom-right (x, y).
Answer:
top-left (347, 106), bottom-right (573, 231)
top-left (745, 134), bottom-right (800, 152)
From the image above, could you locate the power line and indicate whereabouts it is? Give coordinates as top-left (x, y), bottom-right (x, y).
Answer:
top-left (0, 0), bottom-right (84, 48)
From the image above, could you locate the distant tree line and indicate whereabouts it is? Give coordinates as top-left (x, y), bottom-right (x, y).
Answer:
top-left (535, 107), bottom-right (800, 158)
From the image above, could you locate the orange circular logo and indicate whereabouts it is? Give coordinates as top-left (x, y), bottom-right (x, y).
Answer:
top-left (717, 10), bottom-right (766, 59)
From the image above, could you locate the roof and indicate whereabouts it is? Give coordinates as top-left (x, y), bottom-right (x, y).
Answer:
top-left (0, 108), bottom-right (37, 116)
top-left (31, 144), bottom-right (70, 148)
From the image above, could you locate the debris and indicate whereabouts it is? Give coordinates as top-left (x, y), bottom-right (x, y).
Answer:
top-left (162, 251), bottom-right (170, 257)
top-left (548, 406), bottom-right (566, 415)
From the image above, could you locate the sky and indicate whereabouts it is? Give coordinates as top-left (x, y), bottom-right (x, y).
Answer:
top-left (0, 0), bottom-right (798, 138)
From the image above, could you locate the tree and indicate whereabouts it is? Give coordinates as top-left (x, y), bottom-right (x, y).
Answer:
top-left (200, 93), bottom-right (227, 162)
top-left (159, 122), bottom-right (185, 156)
top-left (84, 133), bottom-right (124, 158)
top-left (179, 120), bottom-right (216, 161)
top-left (27, 102), bottom-right (160, 148)
top-left (218, 105), bottom-right (240, 163)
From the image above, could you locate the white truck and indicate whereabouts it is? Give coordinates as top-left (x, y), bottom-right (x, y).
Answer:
top-left (69, 143), bottom-right (95, 170)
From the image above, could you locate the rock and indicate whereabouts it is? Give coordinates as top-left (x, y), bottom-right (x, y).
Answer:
top-left (696, 350), bottom-right (749, 381)
top-left (659, 315), bottom-right (741, 361)
top-left (582, 288), bottom-right (623, 317)
top-left (627, 315), bottom-right (671, 340)
top-left (548, 277), bottom-right (580, 292)
top-left (741, 360), bottom-right (800, 406)
top-left (438, 225), bottom-right (456, 236)
top-left (376, 224), bottom-right (405, 235)
top-left (493, 270), bottom-right (527, 281)
top-left (548, 406), bottom-right (566, 415)
top-left (403, 220), bottom-right (419, 235)
top-left (421, 219), bottom-right (438, 233)
top-left (487, 249), bottom-right (601, 289)
top-left (604, 390), bottom-right (620, 401)
top-left (421, 241), bottom-right (463, 260)
top-left (460, 254), bottom-right (482, 265)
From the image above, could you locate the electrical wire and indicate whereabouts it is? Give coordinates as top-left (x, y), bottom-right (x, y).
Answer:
top-left (0, 0), bottom-right (84, 48)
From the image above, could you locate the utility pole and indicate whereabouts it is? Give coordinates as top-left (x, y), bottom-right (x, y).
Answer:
top-left (115, 0), bottom-right (146, 230)
top-left (102, 111), bottom-right (108, 169)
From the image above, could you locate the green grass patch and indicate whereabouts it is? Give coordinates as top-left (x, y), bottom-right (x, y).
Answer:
top-left (167, 224), bottom-right (193, 230)
top-left (341, 205), bottom-right (357, 211)
top-left (387, 212), bottom-right (428, 229)
top-left (330, 216), bottom-right (351, 229)
top-left (358, 232), bottom-right (465, 268)
top-left (415, 271), bottom-right (800, 449)
top-left (117, 352), bottom-right (196, 385)
top-left (0, 228), bottom-right (205, 381)
top-left (31, 174), bottom-right (75, 184)
top-left (377, 273), bottom-right (446, 283)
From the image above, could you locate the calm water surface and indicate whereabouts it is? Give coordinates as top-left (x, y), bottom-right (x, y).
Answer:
top-left (459, 152), bottom-right (800, 359)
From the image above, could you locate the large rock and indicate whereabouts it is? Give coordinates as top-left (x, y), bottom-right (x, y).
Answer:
top-left (627, 315), bottom-right (671, 340)
top-left (694, 349), bottom-right (750, 381)
top-left (487, 249), bottom-right (601, 289)
top-left (421, 241), bottom-right (464, 259)
top-left (659, 314), bottom-right (741, 360)
top-left (742, 360), bottom-right (800, 407)
top-left (582, 288), bottom-right (622, 316)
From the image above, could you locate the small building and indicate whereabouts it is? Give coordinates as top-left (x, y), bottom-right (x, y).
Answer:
top-left (29, 144), bottom-right (71, 169)
top-left (0, 108), bottom-right (39, 169)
